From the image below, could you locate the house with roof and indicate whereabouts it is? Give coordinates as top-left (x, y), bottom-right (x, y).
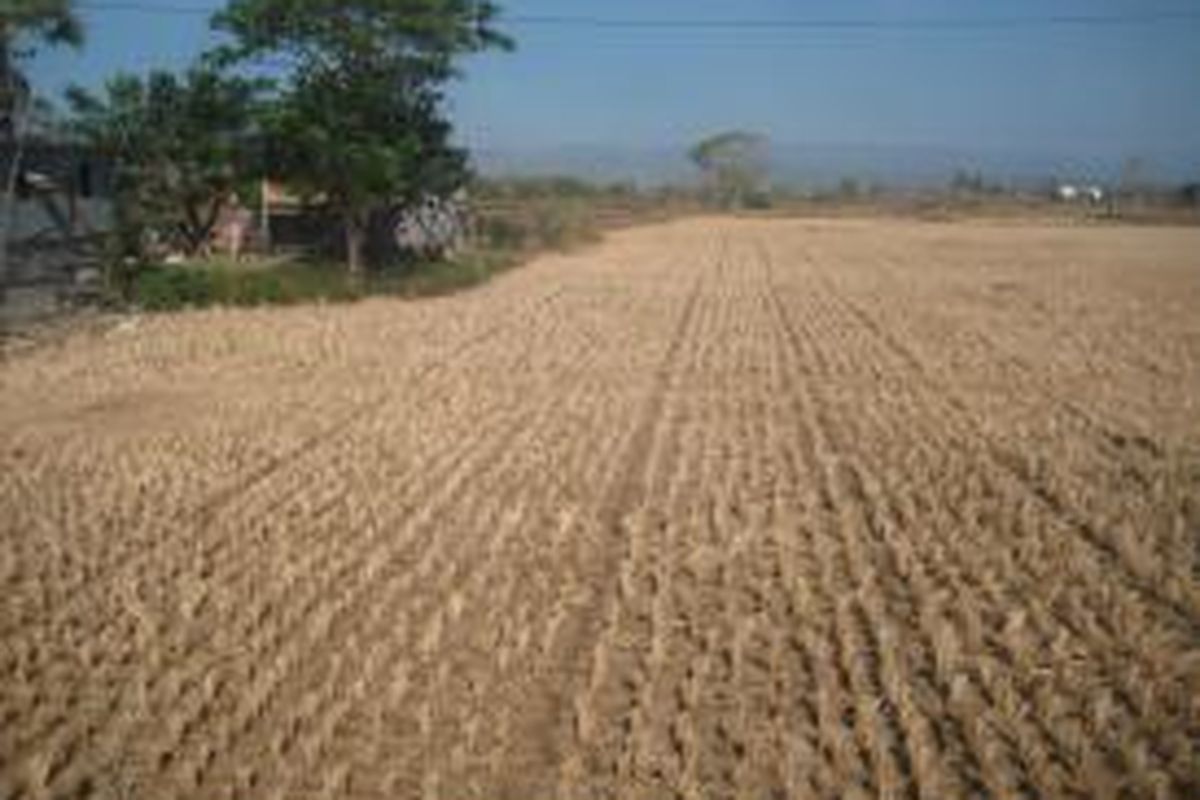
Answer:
top-left (1, 137), bottom-right (114, 319)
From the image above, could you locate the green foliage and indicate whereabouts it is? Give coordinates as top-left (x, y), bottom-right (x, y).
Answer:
top-left (211, 0), bottom-right (512, 75)
top-left (65, 67), bottom-right (262, 258)
top-left (212, 0), bottom-right (512, 272)
top-left (388, 251), bottom-right (516, 297)
top-left (0, 1), bottom-right (82, 49)
top-left (134, 265), bottom-right (217, 310)
top-left (129, 252), bottom-right (518, 311)
top-left (2, 0), bottom-right (82, 132)
top-left (135, 263), bottom-right (331, 310)
top-left (119, 172), bottom-right (683, 314)
top-left (742, 190), bottom-right (774, 210)
top-left (260, 68), bottom-right (465, 210)
top-left (688, 130), bottom-right (769, 209)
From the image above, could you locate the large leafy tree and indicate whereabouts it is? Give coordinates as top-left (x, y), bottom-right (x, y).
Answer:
top-left (1, 0), bottom-right (84, 286)
top-left (66, 68), bottom-right (261, 262)
top-left (212, 0), bottom-right (511, 273)
top-left (689, 131), bottom-right (769, 210)
top-left (1, 0), bottom-right (82, 133)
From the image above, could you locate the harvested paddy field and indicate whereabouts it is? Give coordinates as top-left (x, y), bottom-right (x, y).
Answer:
top-left (2, 217), bottom-right (1198, 799)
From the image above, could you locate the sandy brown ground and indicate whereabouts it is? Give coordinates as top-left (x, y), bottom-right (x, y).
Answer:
top-left (2, 218), bottom-right (1198, 800)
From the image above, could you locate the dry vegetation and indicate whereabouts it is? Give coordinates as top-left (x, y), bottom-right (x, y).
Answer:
top-left (1, 217), bottom-right (1198, 799)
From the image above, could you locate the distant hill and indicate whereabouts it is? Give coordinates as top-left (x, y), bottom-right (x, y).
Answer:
top-left (472, 142), bottom-right (1200, 190)
top-left (472, 144), bottom-right (693, 185)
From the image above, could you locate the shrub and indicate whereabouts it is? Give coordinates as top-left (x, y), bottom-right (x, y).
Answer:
top-left (744, 191), bottom-right (774, 210)
top-left (128, 253), bottom-right (522, 312)
top-left (393, 252), bottom-right (517, 297)
top-left (134, 266), bottom-right (216, 310)
top-left (228, 271), bottom-right (287, 306)
top-left (478, 216), bottom-right (529, 250)
top-left (475, 201), bottom-right (600, 253)
top-left (134, 265), bottom-right (303, 310)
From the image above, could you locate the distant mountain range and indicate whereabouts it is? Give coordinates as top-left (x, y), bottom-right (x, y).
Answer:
top-left (472, 142), bottom-right (1200, 189)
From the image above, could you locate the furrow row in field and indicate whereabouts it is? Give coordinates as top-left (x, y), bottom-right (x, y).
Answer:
top-left (557, 236), bottom-right (776, 799)
top-left (1, 296), bottom-right (600, 798)
top-left (0, 286), bottom-right (572, 648)
top-left (398, 244), bottom-right (715, 800)
top-left (803, 243), bottom-right (1200, 664)
top-left (806, 234), bottom-right (1197, 615)
top-left (549, 237), bottom-right (722, 800)
top-left (3, 217), bottom-right (1197, 800)
top-left (757, 232), bottom-right (1196, 799)
top-left (558, 234), bottom-right (872, 798)
top-left (157, 244), bottom-right (702, 798)
top-left (2, 269), bottom-right (641, 793)
top-left (759, 243), bottom-right (992, 800)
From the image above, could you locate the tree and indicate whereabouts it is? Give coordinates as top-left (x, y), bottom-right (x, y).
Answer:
top-left (1, 0), bottom-right (83, 290)
top-left (212, 0), bottom-right (511, 274)
top-left (688, 131), bottom-right (769, 210)
top-left (1114, 156), bottom-right (1147, 215)
top-left (1, 0), bottom-right (82, 131)
top-left (950, 168), bottom-right (985, 195)
top-left (1178, 182), bottom-right (1200, 209)
top-left (66, 68), bottom-right (261, 263)
top-left (255, 62), bottom-right (468, 271)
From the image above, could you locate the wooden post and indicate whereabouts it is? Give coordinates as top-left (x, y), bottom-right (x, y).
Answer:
top-left (68, 168), bottom-right (78, 235)
top-left (260, 177), bottom-right (271, 253)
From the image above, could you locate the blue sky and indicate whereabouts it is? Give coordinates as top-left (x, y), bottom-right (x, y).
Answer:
top-left (30, 0), bottom-right (1200, 170)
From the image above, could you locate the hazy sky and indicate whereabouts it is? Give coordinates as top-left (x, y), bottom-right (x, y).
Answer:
top-left (30, 0), bottom-right (1200, 161)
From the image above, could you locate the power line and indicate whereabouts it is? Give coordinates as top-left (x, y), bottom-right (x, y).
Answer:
top-left (507, 11), bottom-right (1200, 30)
top-left (75, 4), bottom-right (1200, 31)
top-left (78, 1), bottom-right (215, 15)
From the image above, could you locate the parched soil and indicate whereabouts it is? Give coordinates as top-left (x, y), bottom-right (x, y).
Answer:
top-left (2, 218), bottom-right (1198, 800)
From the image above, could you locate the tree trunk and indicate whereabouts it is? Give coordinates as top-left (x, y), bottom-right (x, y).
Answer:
top-left (196, 197), bottom-right (225, 257)
top-left (344, 209), bottom-right (364, 277)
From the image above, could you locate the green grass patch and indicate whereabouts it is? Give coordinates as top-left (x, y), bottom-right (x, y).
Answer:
top-left (131, 250), bottom-right (520, 312)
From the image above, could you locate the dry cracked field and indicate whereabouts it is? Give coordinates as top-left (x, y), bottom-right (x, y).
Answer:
top-left (2, 218), bottom-right (1199, 800)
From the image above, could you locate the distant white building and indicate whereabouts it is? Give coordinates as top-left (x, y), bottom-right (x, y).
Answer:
top-left (1057, 183), bottom-right (1105, 204)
